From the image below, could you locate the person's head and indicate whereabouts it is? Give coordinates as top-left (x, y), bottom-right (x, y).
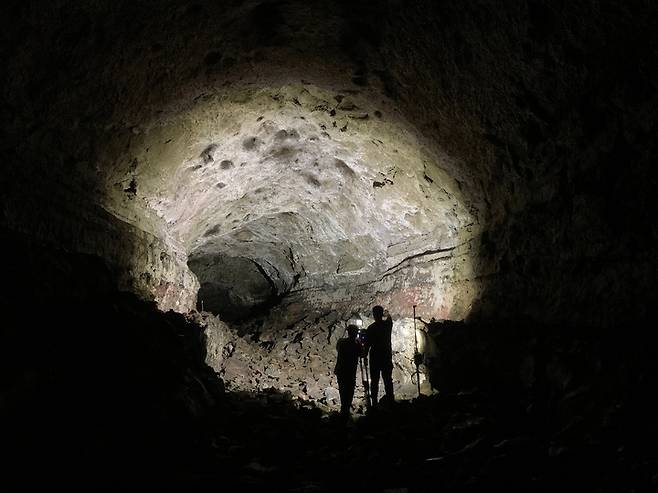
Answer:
top-left (347, 325), bottom-right (358, 338)
top-left (372, 305), bottom-right (384, 321)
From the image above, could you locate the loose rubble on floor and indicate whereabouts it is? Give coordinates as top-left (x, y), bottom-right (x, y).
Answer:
top-left (3, 290), bottom-right (657, 491)
top-left (175, 384), bottom-right (657, 492)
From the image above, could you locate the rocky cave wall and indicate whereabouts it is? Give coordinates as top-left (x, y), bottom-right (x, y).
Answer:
top-left (134, 81), bottom-right (479, 321)
top-left (202, 303), bottom-right (440, 406)
top-left (2, 0), bottom-right (658, 404)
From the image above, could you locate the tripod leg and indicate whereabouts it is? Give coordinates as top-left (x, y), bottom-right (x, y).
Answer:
top-left (360, 357), bottom-right (371, 410)
top-left (364, 358), bottom-right (372, 409)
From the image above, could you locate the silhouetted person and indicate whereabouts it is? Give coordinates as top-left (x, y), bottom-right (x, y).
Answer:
top-left (366, 305), bottom-right (394, 407)
top-left (334, 325), bottom-right (360, 418)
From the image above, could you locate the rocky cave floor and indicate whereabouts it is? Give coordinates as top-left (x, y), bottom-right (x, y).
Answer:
top-left (2, 279), bottom-right (657, 492)
top-left (168, 388), bottom-right (655, 492)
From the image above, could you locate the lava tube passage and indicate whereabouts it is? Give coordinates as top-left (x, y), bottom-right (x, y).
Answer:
top-left (6, 1), bottom-right (654, 489)
top-left (100, 80), bottom-right (482, 405)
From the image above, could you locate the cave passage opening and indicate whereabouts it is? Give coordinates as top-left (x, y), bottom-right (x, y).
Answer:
top-left (130, 82), bottom-right (482, 322)
top-left (97, 79), bottom-right (485, 403)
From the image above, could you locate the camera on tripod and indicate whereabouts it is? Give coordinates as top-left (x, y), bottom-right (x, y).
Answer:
top-left (351, 319), bottom-right (368, 356)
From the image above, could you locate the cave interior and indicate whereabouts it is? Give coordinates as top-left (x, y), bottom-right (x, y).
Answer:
top-left (2, 0), bottom-right (658, 491)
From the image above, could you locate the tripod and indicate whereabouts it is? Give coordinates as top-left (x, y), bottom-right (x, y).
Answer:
top-left (359, 355), bottom-right (371, 411)
top-left (413, 304), bottom-right (422, 397)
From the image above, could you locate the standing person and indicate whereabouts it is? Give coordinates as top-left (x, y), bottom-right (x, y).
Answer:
top-left (334, 325), bottom-right (360, 418)
top-left (366, 305), bottom-right (394, 407)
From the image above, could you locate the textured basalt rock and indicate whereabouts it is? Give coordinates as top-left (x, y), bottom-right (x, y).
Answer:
top-left (2, 0), bottom-right (658, 404)
top-left (158, 83), bottom-right (477, 321)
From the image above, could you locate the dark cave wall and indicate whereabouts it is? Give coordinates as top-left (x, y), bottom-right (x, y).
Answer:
top-left (0, 188), bottom-right (198, 311)
top-left (0, 220), bottom-right (224, 482)
top-left (373, 0), bottom-right (658, 325)
top-left (1, 0), bottom-right (657, 327)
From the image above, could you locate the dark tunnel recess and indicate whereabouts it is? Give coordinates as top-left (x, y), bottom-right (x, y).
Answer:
top-left (188, 253), bottom-right (280, 321)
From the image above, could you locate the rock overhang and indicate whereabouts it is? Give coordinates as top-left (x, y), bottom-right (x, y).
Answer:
top-left (99, 78), bottom-right (483, 321)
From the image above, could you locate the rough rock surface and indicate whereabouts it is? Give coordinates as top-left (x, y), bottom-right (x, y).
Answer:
top-left (3, 0), bottom-right (658, 410)
top-left (192, 386), bottom-right (658, 492)
top-left (4, 0), bottom-right (657, 327)
top-left (166, 84), bottom-right (476, 321)
top-left (201, 308), bottom-right (431, 406)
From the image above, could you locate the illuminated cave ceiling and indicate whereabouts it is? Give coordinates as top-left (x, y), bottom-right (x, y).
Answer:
top-left (3, 0), bottom-right (656, 327)
top-left (104, 82), bottom-right (478, 320)
top-left (59, 1), bottom-right (498, 321)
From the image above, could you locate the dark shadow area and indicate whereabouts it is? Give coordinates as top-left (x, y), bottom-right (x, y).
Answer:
top-left (2, 230), bottom-right (658, 492)
top-left (188, 253), bottom-right (281, 322)
top-left (0, 228), bottom-right (225, 490)
top-left (421, 318), bottom-right (658, 492)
